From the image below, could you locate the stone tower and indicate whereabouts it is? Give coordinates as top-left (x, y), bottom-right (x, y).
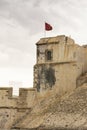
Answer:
top-left (34, 35), bottom-right (87, 94)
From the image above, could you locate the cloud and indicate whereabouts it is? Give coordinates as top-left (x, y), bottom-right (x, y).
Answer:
top-left (0, 0), bottom-right (87, 36)
top-left (0, 17), bottom-right (37, 68)
top-left (0, 0), bottom-right (87, 91)
top-left (0, 0), bottom-right (87, 69)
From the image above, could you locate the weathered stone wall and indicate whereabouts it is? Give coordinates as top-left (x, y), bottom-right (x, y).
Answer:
top-left (74, 45), bottom-right (87, 79)
top-left (0, 88), bottom-right (17, 107)
top-left (34, 35), bottom-right (87, 94)
top-left (53, 63), bottom-right (77, 94)
top-left (82, 46), bottom-right (87, 73)
top-left (0, 87), bottom-right (36, 129)
top-left (34, 62), bottom-right (77, 95)
top-left (0, 87), bottom-right (36, 109)
top-left (0, 108), bottom-right (31, 129)
top-left (36, 35), bottom-right (76, 64)
top-left (17, 88), bottom-right (36, 108)
top-left (0, 108), bottom-right (17, 129)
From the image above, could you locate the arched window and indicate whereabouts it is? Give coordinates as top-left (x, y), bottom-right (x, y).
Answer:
top-left (45, 50), bottom-right (53, 61)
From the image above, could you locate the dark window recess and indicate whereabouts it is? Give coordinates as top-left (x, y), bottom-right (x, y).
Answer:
top-left (65, 37), bottom-right (68, 43)
top-left (46, 50), bottom-right (52, 61)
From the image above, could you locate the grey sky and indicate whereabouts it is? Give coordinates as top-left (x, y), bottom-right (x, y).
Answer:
top-left (0, 0), bottom-right (87, 93)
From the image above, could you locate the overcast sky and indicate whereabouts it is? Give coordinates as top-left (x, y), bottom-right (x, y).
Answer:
top-left (0, 0), bottom-right (87, 95)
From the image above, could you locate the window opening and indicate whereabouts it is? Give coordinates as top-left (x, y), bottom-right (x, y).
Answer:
top-left (46, 50), bottom-right (52, 61)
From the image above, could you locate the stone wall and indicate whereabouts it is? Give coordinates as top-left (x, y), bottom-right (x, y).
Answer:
top-left (0, 87), bottom-right (36, 109)
top-left (34, 35), bottom-right (87, 94)
top-left (34, 62), bottom-right (77, 95)
top-left (0, 35), bottom-right (87, 129)
top-left (0, 88), bottom-right (17, 107)
top-left (17, 88), bottom-right (36, 108)
top-left (82, 46), bottom-right (87, 73)
top-left (0, 87), bottom-right (36, 129)
top-left (0, 108), bottom-right (17, 129)
top-left (36, 35), bottom-right (76, 64)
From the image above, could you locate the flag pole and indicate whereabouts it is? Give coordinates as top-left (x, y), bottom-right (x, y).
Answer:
top-left (44, 29), bottom-right (46, 37)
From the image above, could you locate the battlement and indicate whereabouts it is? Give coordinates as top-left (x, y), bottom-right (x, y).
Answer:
top-left (0, 87), bottom-right (36, 109)
top-left (0, 87), bottom-right (12, 97)
top-left (17, 88), bottom-right (36, 108)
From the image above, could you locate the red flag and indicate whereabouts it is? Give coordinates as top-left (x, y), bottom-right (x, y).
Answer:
top-left (45, 22), bottom-right (53, 31)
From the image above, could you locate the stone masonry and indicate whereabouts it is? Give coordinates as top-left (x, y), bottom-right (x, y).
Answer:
top-left (0, 35), bottom-right (87, 129)
top-left (34, 35), bottom-right (87, 95)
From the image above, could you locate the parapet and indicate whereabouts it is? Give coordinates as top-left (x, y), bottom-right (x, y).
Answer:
top-left (19, 88), bottom-right (36, 96)
top-left (17, 88), bottom-right (36, 108)
top-left (0, 87), bottom-right (36, 109)
top-left (36, 35), bottom-right (75, 45)
top-left (0, 87), bottom-right (13, 98)
top-left (0, 87), bottom-right (17, 108)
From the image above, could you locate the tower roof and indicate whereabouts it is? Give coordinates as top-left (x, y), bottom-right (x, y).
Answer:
top-left (36, 35), bottom-right (75, 45)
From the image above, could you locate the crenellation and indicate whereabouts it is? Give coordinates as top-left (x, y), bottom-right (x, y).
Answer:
top-left (0, 88), bottom-right (17, 108)
top-left (0, 87), bottom-right (37, 109)
top-left (0, 87), bottom-right (12, 97)
top-left (17, 88), bottom-right (36, 108)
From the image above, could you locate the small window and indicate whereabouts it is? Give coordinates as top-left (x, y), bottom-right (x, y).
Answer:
top-left (45, 50), bottom-right (52, 61)
top-left (65, 37), bottom-right (68, 43)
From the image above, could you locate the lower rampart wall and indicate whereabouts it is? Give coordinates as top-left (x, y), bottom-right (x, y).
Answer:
top-left (0, 87), bottom-right (36, 108)
top-left (0, 88), bottom-right (37, 129)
